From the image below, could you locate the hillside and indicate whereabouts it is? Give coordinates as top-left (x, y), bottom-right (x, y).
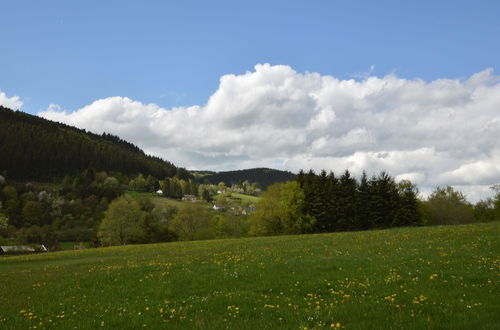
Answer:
top-left (197, 167), bottom-right (296, 189)
top-left (0, 106), bottom-right (179, 181)
top-left (1, 222), bottom-right (498, 329)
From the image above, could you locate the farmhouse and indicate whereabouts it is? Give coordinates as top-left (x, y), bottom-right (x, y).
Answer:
top-left (213, 204), bottom-right (226, 211)
top-left (246, 205), bottom-right (257, 212)
top-left (242, 205), bottom-right (257, 215)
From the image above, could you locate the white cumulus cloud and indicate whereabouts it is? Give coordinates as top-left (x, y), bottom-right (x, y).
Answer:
top-left (39, 64), bottom-right (500, 201)
top-left (0, 91), bottom-right (23, 110)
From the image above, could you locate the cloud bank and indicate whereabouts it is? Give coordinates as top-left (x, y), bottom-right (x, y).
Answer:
top-left (0, 91), bottom-right (23, 110)
top-left (39, 64), bottom-right (500, 201)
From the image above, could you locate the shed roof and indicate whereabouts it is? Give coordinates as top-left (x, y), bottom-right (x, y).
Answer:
top-left (0, 245), bottom-right (47, 253)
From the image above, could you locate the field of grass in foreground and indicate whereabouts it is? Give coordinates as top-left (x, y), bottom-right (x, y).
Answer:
top-left (1, 222), bottom-right (499, 329)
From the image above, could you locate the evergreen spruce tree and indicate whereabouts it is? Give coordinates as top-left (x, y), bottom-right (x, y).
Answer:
top-left (338, 170), bottom-right (357, 230)
top-left (171, 178), bottom-right (183, 199)
top-left (315, 170), bottom-right (331, 231)
top-left (355, 172), bottom-right (371, 230)
top-left (369, 172), bottom-right (400, 228)
top-left (296, 170), bottom-right (305, 188)
top-left (395, 180), bottom-right (422, 226)
top-left (325, 171), bottom-right (340, 232)
top-left (162, 178), bottom-right (171, 197)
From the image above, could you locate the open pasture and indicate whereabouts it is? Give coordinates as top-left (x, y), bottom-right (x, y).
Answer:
top-left (229, 192), bottom-right (261, 204)
top-left (1, 222), bottom-right (499, 329)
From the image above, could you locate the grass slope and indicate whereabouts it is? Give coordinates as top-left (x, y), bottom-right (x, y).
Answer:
top-left (1, 222), bottom-right (499, 329)
top-left (229, 192), bottom-right (261, 204)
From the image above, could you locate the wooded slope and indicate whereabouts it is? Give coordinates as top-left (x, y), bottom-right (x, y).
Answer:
top-left (198, 167), bottom-right (296, 188)
top-left (0, 106), bottom-right (179, 181)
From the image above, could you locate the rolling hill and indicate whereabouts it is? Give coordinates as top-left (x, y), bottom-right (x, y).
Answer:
top-left (196, 168), bottom-right (296, 189)
top-left (0, 106), bottom-right (181, 181)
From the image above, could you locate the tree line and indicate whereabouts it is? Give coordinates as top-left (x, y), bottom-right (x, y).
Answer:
top-left (198, 168), bottom-right (295, 190)
top-left (0, 170), bottom-right (124, 249)
top-left (1, 166), bottom-right (498, 249)
top-left (248, 170), bottom-right (421, 235)
top-left (0, 170), bottom-right (251, 249)
top-left (248, 170), bottom-right (499, 236)
top-left (97, 195), bottom-right (246, 246)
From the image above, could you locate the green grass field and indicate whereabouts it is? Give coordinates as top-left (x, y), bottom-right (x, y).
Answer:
top-left (58, 242), bottom-right (91, 251)
top-left (125, 190), bottom-right (259, 208)
top-left (230, 192), bottom-right (261, 204)
top-left (1, 222), bottom-right (499, 329)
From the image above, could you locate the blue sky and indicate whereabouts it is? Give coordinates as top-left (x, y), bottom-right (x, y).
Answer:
top-left (2, 1), bottom-right (500, 201)
top-left (2, 0), bottom-right (499, 113)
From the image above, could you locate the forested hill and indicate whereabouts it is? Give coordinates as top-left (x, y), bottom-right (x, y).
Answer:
top-left (197, 168), bottom-right (296, 188)
top-left (0, 106), bottom-right (179, 181)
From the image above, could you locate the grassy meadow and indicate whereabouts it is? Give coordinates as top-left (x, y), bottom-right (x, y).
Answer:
top-left (229, 192), bottom-right (261, 204)
top-left (1, 222), bottom-right (499, 329)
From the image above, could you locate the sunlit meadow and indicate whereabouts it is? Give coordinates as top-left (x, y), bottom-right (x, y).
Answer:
top-left (1, 222), bottom-right (499, 329)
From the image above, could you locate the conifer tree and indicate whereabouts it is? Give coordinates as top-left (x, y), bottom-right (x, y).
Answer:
top-left (171, 178), bottom-right (183, 199)
top-left (313, 170), bottom-right (331, 231)
top-left (355, 172), bottom-right (371, 230)
top-left (324, 171), bottom-right (338, 230)
top-left (369, 172), bottom-right (400, 228)
top-left (162, 178), bottom-right (171, 197)
top-left (338, 170), bottom-right (357, 230)
top-left (396, 180), bottom-right (422, 226)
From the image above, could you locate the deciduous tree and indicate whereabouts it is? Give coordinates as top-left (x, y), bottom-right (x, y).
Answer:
top-left (169, 205), bottom-right (215, 241)
top-left (97, 195), bottom-right (148, 246)
top-left (422, 186), bottom-right (474, 225)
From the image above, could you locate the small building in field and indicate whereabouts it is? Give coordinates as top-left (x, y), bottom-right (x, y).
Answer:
top-left (231, 186), bottom-right (244, 193)
top-left (246, 205), bottom-right (257, 212)
top-left (0, 245), bottom-right (47, 255)
top-left (156, 189), bottom-right (163, 195)
top-left (213, 204), bottom-right (226, 211)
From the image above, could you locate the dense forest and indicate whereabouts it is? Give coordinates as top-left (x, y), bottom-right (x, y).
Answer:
top-left (0, 171), bottom-right (122, 249)
top-left (0, 106), bottom-right (181, 181)
top-left (247, 170), bottom-right (500, 236)
top-left (0, 172), bottom-right (248, 249)
top-left (197, 168), bottom-right (296, 189)
top-left (298, 170), bottom-right (421, 231)
top-left (247, 170), bottom-right (421, 236)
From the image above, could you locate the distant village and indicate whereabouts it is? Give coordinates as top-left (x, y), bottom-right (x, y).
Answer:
top-left (158, 182), bottom-right (260, 216)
